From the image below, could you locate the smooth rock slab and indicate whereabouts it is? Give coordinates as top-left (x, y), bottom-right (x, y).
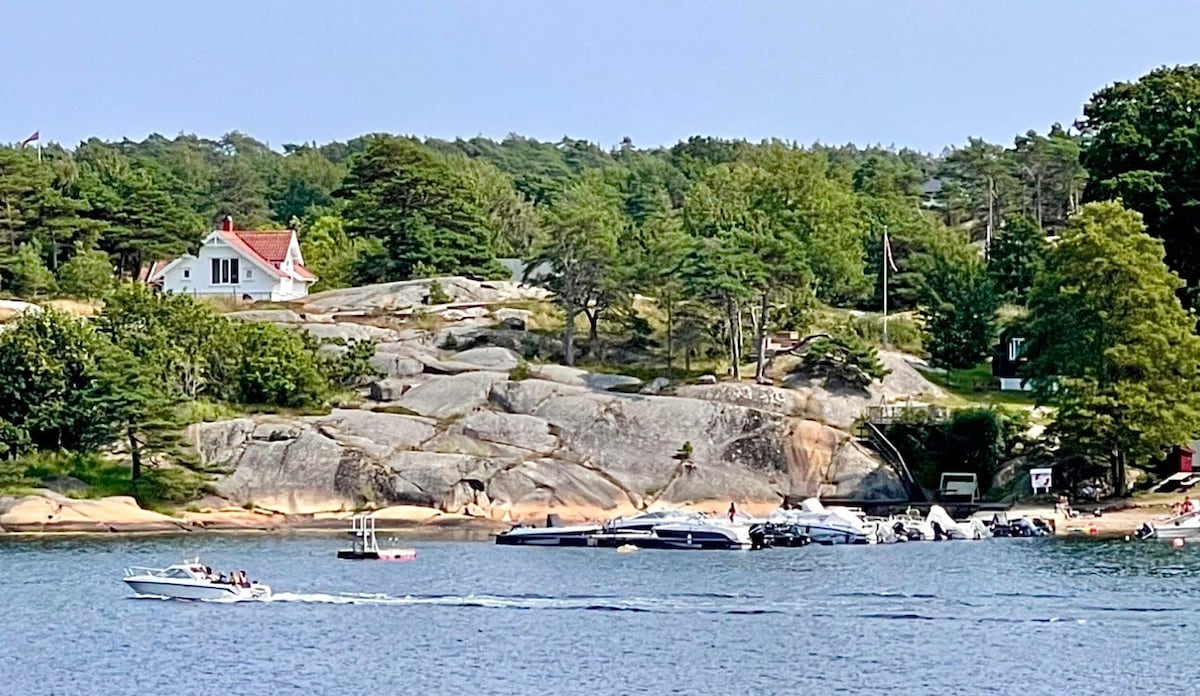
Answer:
top-left (451, 347), bottom-right (520, 371)
top-left (396, 371), bottom-right (510, 419)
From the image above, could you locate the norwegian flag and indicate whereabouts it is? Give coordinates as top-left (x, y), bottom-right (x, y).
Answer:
top-left (20, 131), bottom-right (38, 147)
top-left (883, 230), bottom-right (898, 272)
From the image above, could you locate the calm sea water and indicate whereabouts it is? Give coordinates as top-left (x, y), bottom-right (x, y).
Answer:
top-left (1, 533), bottom-right (1196, 695)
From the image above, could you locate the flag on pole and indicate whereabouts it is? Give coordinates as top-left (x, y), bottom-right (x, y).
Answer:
top-left (20, 131), bottom-right (39, 147)
top-left (883, 230), bottom-right (898, 272)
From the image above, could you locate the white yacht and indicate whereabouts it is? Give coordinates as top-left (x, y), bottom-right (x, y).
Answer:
top-left (123, 559), bottom-right (271, 600)
top-left (770, 498), bottom-right (879, 545)
top-left (1138, 510), bottom-right (1200, 540)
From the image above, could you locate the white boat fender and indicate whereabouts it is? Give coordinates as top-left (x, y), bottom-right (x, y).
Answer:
top-left (617, 544), bottom-right (638, 554)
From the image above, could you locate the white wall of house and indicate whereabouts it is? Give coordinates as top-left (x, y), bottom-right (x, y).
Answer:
top-left (159, 236), bottom-right (302, 301)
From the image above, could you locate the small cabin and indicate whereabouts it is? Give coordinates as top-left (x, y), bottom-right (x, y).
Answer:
top-left (993, 329), bottom-right (1031, 391)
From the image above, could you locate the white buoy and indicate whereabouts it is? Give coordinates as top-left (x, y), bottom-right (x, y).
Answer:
top-left (617, 544), bottom-right (638, 554)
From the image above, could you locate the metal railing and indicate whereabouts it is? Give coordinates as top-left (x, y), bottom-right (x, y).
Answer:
top-left (862, 421), bottom-right (926, 503)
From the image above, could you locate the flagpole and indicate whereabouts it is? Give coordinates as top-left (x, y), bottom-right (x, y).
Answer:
top-left (882, 225), bottom-right (889, 349)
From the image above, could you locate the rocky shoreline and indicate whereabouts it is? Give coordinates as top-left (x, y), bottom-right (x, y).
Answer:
top-left (0, 489), bottom-right (1185, 540)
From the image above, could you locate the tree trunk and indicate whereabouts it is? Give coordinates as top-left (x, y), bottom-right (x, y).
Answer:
top-left (665, 290), bottom-right (674, 375)
top-left (1112, 447), bottom-right (1127, 498)
top-left (1035, 174), bottom-right (1043, 231)
top-left (754, 291), bottom-right (771, 382)
top-left (586, 309), bottom-right (601, 363)
top-left (724, 296), bottom-right (734, 376)
top-left (563, 306), bottom-right (578, 366)
top-left (128, 425), bottom-right (142, 481)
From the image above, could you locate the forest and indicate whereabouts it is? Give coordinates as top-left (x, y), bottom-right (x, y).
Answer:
top-left (3, 64), bottom-right (1200, 498)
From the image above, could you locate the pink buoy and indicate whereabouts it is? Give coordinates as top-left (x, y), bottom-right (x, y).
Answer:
top-left (1172, 538), bottom-right (1185, 548)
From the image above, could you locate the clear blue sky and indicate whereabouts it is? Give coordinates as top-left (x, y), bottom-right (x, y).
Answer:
top-left (3, 0), bottom-right (1197, 153)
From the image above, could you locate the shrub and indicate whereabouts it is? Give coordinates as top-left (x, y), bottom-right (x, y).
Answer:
top-left (509, 361), bottom-right (532, 381)
top-left (57, 246), bottom-right (115, 299)
top-left (427, 278), bottom-right (451, 305)
top-left (228, 323), bottom-right (328, 408)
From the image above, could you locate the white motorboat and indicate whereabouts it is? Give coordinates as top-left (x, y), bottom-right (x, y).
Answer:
top-left (770, 498), bottom-right (878, 544)
top-left (602, 509), bottom-right (705, 534)
top-left (494, 514), bottom-right (603, 546)
top-left (649, 520), bottom-right (755, 550)
top-left (1138, 510), bottom-right (1200, 540)
top-left (123, 559), bottom-right (271, 600)
top-left (926, 505), bottom-right (990, 540)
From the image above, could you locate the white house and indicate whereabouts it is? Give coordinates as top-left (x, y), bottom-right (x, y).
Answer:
top-left (146, 217), bottom-right (317, 301)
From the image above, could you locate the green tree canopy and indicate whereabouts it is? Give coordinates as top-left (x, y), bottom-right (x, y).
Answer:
top-left (1026, 201), bottom-right (1200, 494)
top-left (338, 136), bottom-right (502, 282)
top-left (917, 234), bottom-right (997, 368)
top-left (1080, 66), bottom-right (1200, 296)
top-left (988, 214), bottom-right (1047, 304)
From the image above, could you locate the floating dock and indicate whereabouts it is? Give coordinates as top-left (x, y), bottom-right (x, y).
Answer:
top-left (337, 513), bottom-right (417, 560)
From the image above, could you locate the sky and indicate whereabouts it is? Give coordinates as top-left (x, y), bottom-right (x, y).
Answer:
top-left (2, 0), bottom-right (1198, 154)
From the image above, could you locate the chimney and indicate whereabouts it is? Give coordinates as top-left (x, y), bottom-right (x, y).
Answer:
top-left (223, 215), bottom-right (234, 232)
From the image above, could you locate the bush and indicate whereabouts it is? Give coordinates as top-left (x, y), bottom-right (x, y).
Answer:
top-left (228, 323), bottom-right (329, 408)
top-left (509, 361), bottom-right (532, 381)
top-left (883, 407), bottom-right (1027, 495)
top-left (317, 338), bottom-right (379, 388)
top-left (57, 246), bottom-right (114, 299)
top-left (846, 314), bottom-right (924, 354)
top-left (427, 278), bottom-right (451, 305)
top-left (795, 331), bottom-right (890, 388)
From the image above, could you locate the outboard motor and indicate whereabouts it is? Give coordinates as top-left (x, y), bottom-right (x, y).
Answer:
top-left (931, 520), bottom-right (949, 541)
top-left (1135, 522), bottom-right (1156, 541)
top-left (749, 524), bottom-right (768, 550)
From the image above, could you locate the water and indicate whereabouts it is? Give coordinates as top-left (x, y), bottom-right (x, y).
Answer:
top-left (1, 534), bottom-right (1197, 695)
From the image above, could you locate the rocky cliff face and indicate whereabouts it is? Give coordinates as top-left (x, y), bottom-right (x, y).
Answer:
top-left (188, 278), bottom-right (943, 523)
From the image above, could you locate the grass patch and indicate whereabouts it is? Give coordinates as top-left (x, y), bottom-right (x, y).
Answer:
top-left (12, 451), bottom-right (207, 510)
top-left (178, 399), bottom-right (245, 423)
top-left (921, 362), bottom-right (1038, 408)
top-left (371, 404), bottom-right (421, 417)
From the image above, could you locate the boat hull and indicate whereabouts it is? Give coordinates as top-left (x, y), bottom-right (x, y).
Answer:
top-left (494, 525), bottom-right (603, 546)
top-left (124, 578), bottom-right (270, 600)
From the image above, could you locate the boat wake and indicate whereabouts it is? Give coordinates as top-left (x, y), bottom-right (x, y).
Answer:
top-left (243, 590), bottom-right (791, 615)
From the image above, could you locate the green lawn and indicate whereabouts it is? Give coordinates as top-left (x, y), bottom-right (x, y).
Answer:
top-left (921, 362), bottom-right (1039, 408)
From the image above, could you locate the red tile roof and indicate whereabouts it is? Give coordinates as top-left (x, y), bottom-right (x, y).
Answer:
top-left (236, 232), bottom-right (292, 264)
top-left (216, 230), bottom-right (315, 281)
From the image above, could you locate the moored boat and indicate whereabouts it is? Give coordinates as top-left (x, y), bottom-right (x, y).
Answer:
top-left (494, 514), bottom-right (603, 546)
top-left (1137, 510), bottom-right (1200, 540)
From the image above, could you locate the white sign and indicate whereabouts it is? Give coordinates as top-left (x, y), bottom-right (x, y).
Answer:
top-left (1030, 468), bottom-right (1053, 494)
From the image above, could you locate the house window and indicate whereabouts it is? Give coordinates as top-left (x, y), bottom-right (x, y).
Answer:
top-left (1009, 337), bottom-right (1025, 362)
top-left (245, 268), bottom-right (253, 280)
top-left (210, 258), bottom-right (240, 285)
top-left (182, 268), bottom-right (191, 280)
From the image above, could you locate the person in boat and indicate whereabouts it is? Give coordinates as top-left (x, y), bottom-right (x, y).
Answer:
top-left (217, 572), bottom-right (228, 584)
top-left (728, 502), bottom-right (737, 522)
top-left (1183, 497), bottom-right (1195, 515)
